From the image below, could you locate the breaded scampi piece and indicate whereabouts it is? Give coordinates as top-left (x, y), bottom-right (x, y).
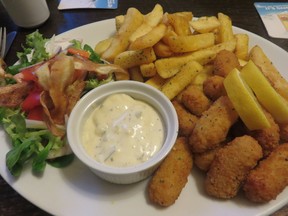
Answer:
top-left (172, 100), bottom-right (198, 136)
top-left (194, 149), bottom-right (217, 172)
top-left (181, 85), bottom-right (211, 116)
top-left (249, 109), bottom-right (280, 156)
top-left (203, 75), bottom-right (226, 101)
top-left (243, 143), bottom-right (288, 203)
top-left (213, 50), bottom-right (240, 78)
top-left (205, 135), bottom-right (263, 199)
top-left (189, 96), bottom-right (238, 153)
top-left (148, 137), bottom-right (193, 207)
top-left (279, 123), bottom-right (288, 142)
top-left (194, 142), bottom-right (227, 172)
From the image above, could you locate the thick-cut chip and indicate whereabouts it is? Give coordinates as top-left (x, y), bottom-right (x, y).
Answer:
top-left (155, 49), bottom-right (216, 78)
top-left (140, 62), bottom-right (157, 77)
top-left (115, 15), bottom-right (125, 31)
top-left (94, 37), bottom-right (113, 55)
top-left (101, 8), bottom-right (144, 62)
top-left (129, 23), bottom-right (152, 43)
top-left (167, 12), bottom-right (193, 36)
top-left (161, 26), bottom-right (178, 45)
top-left (144, 4), bottom-right (164, 27)
top-left (205, 38), bottom-right (237, 54)
top-left (249, 45), bottom-right (288, 102)
top-left (114, 47), bottom-right (156, 69)
top-left (166, 33), bottom-right (215, 53)
top-left (235, 33), bottom-right (249, 60)
top-left (174, 11), bottom-right (193, 20)
top-left (153, 40), bottom-right (174, 58)
top-left (161, 61), bottom-right (203, 100)
top-left (129, 4), bottom-right (163, 42)
top-left (145, 73), bottom-right (167, 90)
top-left (129, 24), bottom-right (167, 50)
top-left (217, 12), bottom-right (234, 43)
top-left (190, 16), bottom-right (220, 33)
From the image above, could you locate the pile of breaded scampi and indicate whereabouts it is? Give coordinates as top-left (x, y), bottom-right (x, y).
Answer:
top-left (95, 4), bottom-right (288, 207)
top-left (148, 46), bottom-right (288, 206)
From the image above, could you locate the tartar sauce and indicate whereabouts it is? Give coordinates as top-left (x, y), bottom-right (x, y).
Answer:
top-left (81, 93), bottom-right (165, 167)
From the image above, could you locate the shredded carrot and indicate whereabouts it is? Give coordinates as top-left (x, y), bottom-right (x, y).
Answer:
top-left (67, 47), bottom-right (90, 58)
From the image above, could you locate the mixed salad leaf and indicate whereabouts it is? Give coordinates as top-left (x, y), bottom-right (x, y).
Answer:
top-left (0, 107), bottom-right (69, 176)
top-left (0, 30), bottom-right (124, 177)
top-left (7, 30), bottom-right (50, 76)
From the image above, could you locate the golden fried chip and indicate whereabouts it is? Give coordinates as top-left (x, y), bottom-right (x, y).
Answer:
top-left (166, 33), bottom-right (215, 53)
top-left (114, 47), bottom-right (156, 69)
top-left (217, 12), bottom-right (234, 43)
top-left (129, 24), bottom-right (167, 50)
top-left (101, 8), bottom-right (144, 62)
top-left (161, 61), bottom-right (203, 100)
top-left (190, 16), bottom-right (220, 33)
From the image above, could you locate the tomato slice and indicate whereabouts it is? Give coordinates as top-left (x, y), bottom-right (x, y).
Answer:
top-left (21, 91), bottom-right (41, 112)
top-left (20, 69), bottom-right (38, 82)
top-left (16, 63), bottom-right (43, 82)
top-left (27, 106), bottom-right (43, 121)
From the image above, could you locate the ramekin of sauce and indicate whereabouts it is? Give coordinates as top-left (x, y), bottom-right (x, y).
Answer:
top-left (67, 80), bottom-right (178, 184)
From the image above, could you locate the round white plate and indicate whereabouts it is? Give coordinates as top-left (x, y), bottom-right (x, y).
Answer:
top-left (1, 19), bottom-right (288, 216)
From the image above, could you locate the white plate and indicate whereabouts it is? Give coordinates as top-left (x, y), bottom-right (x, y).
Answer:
top-left (1, 19), bottom-right (288, 216)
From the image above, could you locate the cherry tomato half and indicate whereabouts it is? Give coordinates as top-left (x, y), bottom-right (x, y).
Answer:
top-left (21, 91), bottom-right (41, 112)
top-left (27, 106), bottom-right (44, 121)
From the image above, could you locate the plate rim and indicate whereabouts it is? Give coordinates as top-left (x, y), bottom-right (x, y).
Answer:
top-left (1, 18), bottom-right (288, 216)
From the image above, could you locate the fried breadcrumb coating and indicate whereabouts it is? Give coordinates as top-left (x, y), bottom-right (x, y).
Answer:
top-left (249, 109), bottom-right (280, 156)
top-left (148, 137), bottom-right (193, 206)
top-left (205, 135), bottom-right (263, 199)
top-left (243, 143), bottom-right (288, 203)
top-left (189, 96), bottom-right (238, 153)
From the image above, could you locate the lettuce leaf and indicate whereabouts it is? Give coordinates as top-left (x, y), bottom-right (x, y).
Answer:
top-left (7, 30), bottom-right (49, 75)
top-left (0, 107), bottom-right (73, 177)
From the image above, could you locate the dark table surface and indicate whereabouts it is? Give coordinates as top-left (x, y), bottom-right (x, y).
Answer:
top-left (1, 0), bottom-right (288, 215)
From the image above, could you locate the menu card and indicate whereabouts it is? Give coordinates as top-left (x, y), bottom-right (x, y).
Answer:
top-left (58, 0), bottom-right (118, 10)
top-left (254, 2), bottom-right (288, 39)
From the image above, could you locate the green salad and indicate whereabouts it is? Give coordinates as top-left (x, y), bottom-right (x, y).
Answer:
top-left (0, 30), bottom-right (125, 177)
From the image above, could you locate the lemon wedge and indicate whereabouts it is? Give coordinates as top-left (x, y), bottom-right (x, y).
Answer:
top-left (224, 68), bottom-right (270, 130)
top-left (241, 60), bottom-right (288, 124)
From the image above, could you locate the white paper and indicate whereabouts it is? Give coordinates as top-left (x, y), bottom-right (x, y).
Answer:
top-left (58, 0), bottom-right (118, 10)
top-left (255, 2), bottom-right (288, 39)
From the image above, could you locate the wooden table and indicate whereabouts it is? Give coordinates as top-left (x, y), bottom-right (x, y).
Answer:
top-left (1, 0), bottom-right (288, 215)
